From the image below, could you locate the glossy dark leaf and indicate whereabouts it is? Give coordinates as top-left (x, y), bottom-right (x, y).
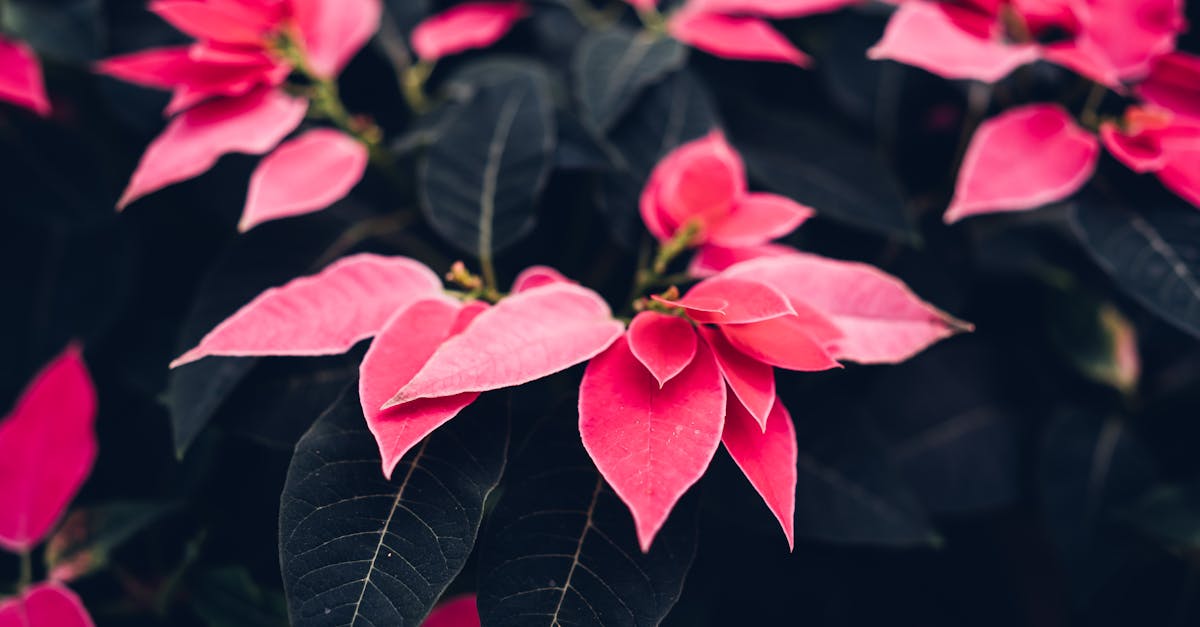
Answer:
top-left (192, 566), bottom-right (289, 627)
top-left (1071, 190), bottom-right (1200, 339)
top-left (44, 500), bottom-right (179, 582)
top-left (419, 60), bottom-right (556, 257)
top-left (729, 106), bottom-right (914, 239)
top-left (166, 217), bottom-right (343, 457)
top-left (477, 416), bottom-right (698, 627)
top-left (1040, 410), bottom-right (1158, 601)
top-left (597, 70), bottom-right (719, 246)
top-left (573, 27), bottom-right (687, 133)
top-left (280, 388), bottom-right (509, 626)
top-left (794, 419), bottom-right (940, 546)
top-left (6, 0), bottom-right (103, 63)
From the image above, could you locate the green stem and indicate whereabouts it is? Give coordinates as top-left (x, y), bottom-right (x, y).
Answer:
top-left (18, 551), bottom-right (31, 590)
top-left (561, 0), bottom-right (620, 29)
top-left (401, 62), bottom-right (434, 115)
top-left (479, 249), bottom-right (500, 301)
top-left (1079, 81), bottom-right (1107, 130)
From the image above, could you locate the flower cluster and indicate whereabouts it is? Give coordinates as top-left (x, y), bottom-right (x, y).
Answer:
top-left (172, 133), bottom-right (968, 551)
top-left (869, 0), bottom-right (1198, 221)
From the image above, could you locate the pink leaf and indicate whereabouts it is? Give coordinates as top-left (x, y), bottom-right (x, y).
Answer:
top-left (668, 11), bottom-right (811, 66)
top-left (511, 265), bottom-right (572, 292)
top-left (171, 254), bottom-right (443, 367)
top-left (1157, 147), bottom-right (1200, 207)
top-left (945, 104), bottom-right (1099, 223)
top-left (0, 345), bottom-right (96, 553)
top-left (290, 0), bottom-right (382, 77)
top-left (677, 276), bottom-right (796, 324)
top-left (579, 337), bottom-right (726, 551)
top-left (627, 312), bottom-right (698, 386)
top-left (686, 0), bottom-right (860, 18)
top-left (706, 192), bottom-right (814, 248)
top-left (385, 284), bottom-right (624, 405)
top-left (697, 326), bottom-right (774, 430)
top-left (867, 1), bottom-right (1040, 82)
top-left (0, 583), bottom-right (94, 627)
top-left (1067, 0), bottom-right (1184, 82)
top-left (0, 35), bottom-right (50, 116)
top-left (423, 594), bottom-right (480, 627)
top-left (96, 45), bottom-right (286, 109)
top-left (241, 129), bottom-right (368, 231)
top-left (149, 0), bottom-right (283, 46)
top-left (719, 313), bottom-right (842, 372)
top-left (360, 298), bottom-right (479, 479)
top-left (410, 2), bottom-right (528, 61)
top-left (1137, 52), bottom-right (1200, 120)
top-left (117, 87), bottom-right (307, 209)
top-left (722, 396), bottom-right (796, 549)
top-left (724, 252), bottom-right (971, 363)
top-left (642, 130), bottom-right (746, 242)
top-left (688, 242), bottom-right (797, 277)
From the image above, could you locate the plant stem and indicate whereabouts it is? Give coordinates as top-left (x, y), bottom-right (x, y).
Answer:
top-left (18, 551), bottom-right (31, 590)
top-left (1079, 81), bottom-right (1107, 129)
top-left (401, 62), bottom-right (434, 115)
top-left (560, 0), bottom-right (620, 29)
top-left (479, 248), bottom-right (500, 301)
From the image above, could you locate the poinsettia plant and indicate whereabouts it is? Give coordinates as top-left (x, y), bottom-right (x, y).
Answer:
top-left (3, 0), bottom-right (1200, 626)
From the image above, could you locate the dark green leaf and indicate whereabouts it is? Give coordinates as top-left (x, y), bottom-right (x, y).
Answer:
top-left (1125, 483), bottom-right (1200, 553)
top-left (280, 388), bottom-right (509, 626)
top-left (597, 70), bottom-right (719, 246)
top-left (166, 217), bottom-right (343, 457)
top-left (477, 417), bottom-right (698, 627)
top-left (729, 105), bottom-right (914, 239)
top-left (795, 419), bottom-right (940, 546)
top-left (419, 61), bottom-right (556, 257)
top-left (5, 0), bottom-right (103, 63)
top-left (191, 566), bottom-right (289, 627)
top-left (1071, 190), bottom-right (1200, 339)
top-left (573, 27), bottom-right (687, 133)
top-left (44, 500), bottom-right (179, 581)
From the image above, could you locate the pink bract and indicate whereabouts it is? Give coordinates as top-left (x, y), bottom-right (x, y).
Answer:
top-left (422, 594), bottom-right (480, 627)
top-left (241, 129), bottom-right (369, 231)
top-left (640, 131), bottom-right (813, 247)
top-left (579, 336), bottom-right (726, 552)
top-left (0, 583), bottom-right (94, 627)
top-left (668, 11), bottom-right (811, 66)
top-left (722, 396), bottom-right (797, 549)
top-left (0, 35), bottom-right (51, 116)
top-left (945, 104), bottom-right (1100, 223)
top-left (0, 345), bottom-right (97, 553)
top-left (410, 1), bottom-right (529, 61)
top-left (171, 254), bottom-right (443, 367)
top-left (627, 311), bottom-right (699, 386)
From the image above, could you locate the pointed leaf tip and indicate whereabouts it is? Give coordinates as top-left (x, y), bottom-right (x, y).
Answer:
top-left (946, 104), bottom-right (1099, 223)
top-left (240, 129), bottom-right (368, 232)
top-left (580, 337), bottom-right (726, 551)
top-left (0, 345), bottom-right (97, 553)
top-left (723, 397), bottom-right (797, 550)
top-left (171, 254), bottom-right (443, 367)
top-left (627, 312), bottom-right (698, 387)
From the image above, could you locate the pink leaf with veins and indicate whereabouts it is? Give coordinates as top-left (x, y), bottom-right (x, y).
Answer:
top-left (1137, 52), bottom-right (1200, 120)
top-left (707, 193), bottom-right (814, 248)
top-left (117, 86), bottom-right (307, 209)
top-left (422, 594), bottom-right (480, 627)
top-left (511, 265), bottom-right (572, 293)
top-left (676, 276), bottom-right (796, 324)
top-left (410, 2), bottom-right (528, 61)
top-left (241, 129), bottom-right (368, 231)
top-left (867, 1), bottom-right (1040, 83)
top-left (720, 311), bottom-right (842, 372)
top-left (697, 326), bottom-right (774, 430)
top-left (946, 104), bottom-right (1099, 223)
top-left (360, 298), bottom-right (483, 479)
top-left (0, 345), bottom-right (96, 553)
top-left (687, 0), bottom-right (861, 18)
top-left (171, 254), bottom-right (443, 367)
top-left (627, 312), bottom-right (698, 386)
top-left (722, 396), bottom-right (797, 549)
top-left (0, 583), bottom-right (94, 627)
top-left (725, 252), bottom-right (971, 363)
top-left (290, 0), bottom-right (382, 77)
top-left (0, 35), bottom-right (50, 116)
top-left (669, 11), bottom-right (811, 66)
top-left (385, 284), bottom-right (624, 405)
top-left (688, 242), bottom-right (797, 277)
top-left (579, 337), bottom-right (726, 552)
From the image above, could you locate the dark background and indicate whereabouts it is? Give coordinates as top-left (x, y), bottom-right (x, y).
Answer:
top-left (3, 1), bottom-right (1200, 625)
